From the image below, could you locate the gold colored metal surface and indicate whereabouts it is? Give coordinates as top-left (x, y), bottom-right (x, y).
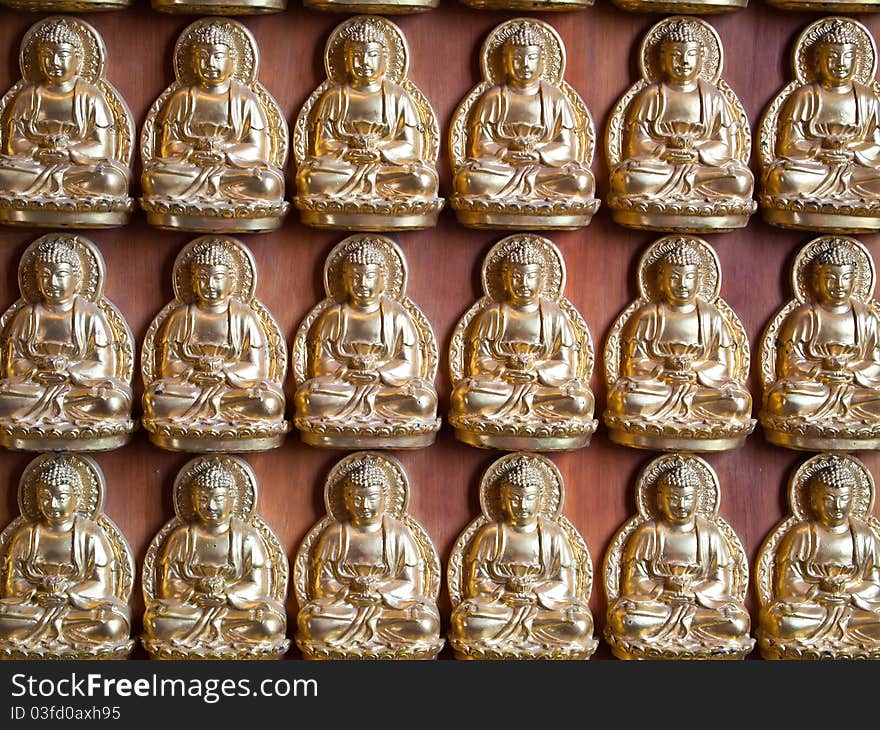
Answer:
top-left (292, 16), bottom-right (443, 230)
top-left (140, 19), bottom-right (288, 233)
top-left (0, 0), bottom-right (130, 9)
top-left (765, 0), bottom-right (880, 16)
top-left (604, 235), bottom-right (754, 452)
top-left (448, 453), bottom-right (597, 660)
top-left (294, 452), bottom-right (443, 659)
top-left (292, 235), bottom-right (439, 449)
top-left (759, 235), bottom-right (880, 451)
top-left (0, 18), bottom-right (134, 228)
top-left (611, 0), bottom-right (745, 12)
top-left (142, 236), bottom-right (289, 453)
top-left (142, 456), bottom-right (289, 660)
top-left (0, 454), bottom-right (134, 659)
top-left (604, 454), bottom-right (754, 660)
top-left (304, 0), bottom-right (437, 15)
top-left (152, 0), bottom-right (285, 14)
top-left (459, 0), bottom-right (591, 9)
top-left (449, 234), bottom-right (596, 451)
top-left (606, 17), bottom-right (755, 233)
top-left (0, 233), bottom-right (135, 452)
top-left (757, 454), bottom-right (880, 660)
top-left (449, 19), bottom-right (599, 230)
top-left (760, 19), bottom-right (880, 233)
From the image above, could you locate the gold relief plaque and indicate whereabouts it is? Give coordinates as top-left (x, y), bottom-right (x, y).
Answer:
top-left (604, 235), bottom-right (754, 452)
top-left (294, 452), bottom-right (444, 660)
top-left (0, 18), bottom-right (134, 227)
top-left (142, 236), bottom-right (289, 453)
top-left (606, 17), bottom-right (755, 233)
top-left (757, 454), bottom-right (880, 660)
top-left (0, 233), bottom-right (135, 452)
top-left (759, 235), bottom-right (880, 451)
top-left (292, 16), bottom-right (443, 231)
top-left (142, 456), bottom-right (289, 660)
top-left (140, 19), bottom-right (289, 233)
top-left (449, 234), bottom-right (597, 451)
top-left (449, 19), bottom-right (599, 230)
top-left (292, 234), bottom-right (440, 449)
top-left (447, 453), bottom-right (597, 660)
top-left (458, 0), bottom-right (591, 11)
top-left (153, 0), bottom-right (284, 16)
top-left (760, 19), bottom-right (880, 233)
top-left (604, 454), bottom-right (754, 660)
top-left (304, 0), bottom-right (435, 16)
top-left (0, 454), bottom-right (134, 659)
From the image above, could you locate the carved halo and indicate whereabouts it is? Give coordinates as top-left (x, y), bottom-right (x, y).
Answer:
top-left (637, 235), bottom-right (721, 303)
top-left (18, 233), bottom-right (104, 304)
top-left (634, 453), bottom-right (720, 521)
top-left (18, 454), bottom-right (105, 522)
top-left (478, 452), bottom-right (564, 522)
top-left (794, 17), bottom-right (877, 87)
top-left (482, 234), bottom-right (566, 303)
top-left (173, 18), bottom-right (258, 87)
top-left (789, 453), bottom-right (874, 522)
top-left (791, 235), bottom-right (875, 304)
top-left (172, 455), bottom-right (257, 523)
top-left (172, 235), bottom-right (258, 305)
top-left (323, 234), bottom-right (408, 302)
top-left (324, 16), bottom-right (409, 86)
top-left (480, 18), bottom-right (565, 86)
top-left (639, 17), bottom-right (723, 85)
top-left (324, 451), bottom-right (409, 523)
top-left (20, 16), bottom-right (105, 85)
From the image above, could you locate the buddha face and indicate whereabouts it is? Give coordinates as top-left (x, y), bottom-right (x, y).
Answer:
top-left (500, 478), bottom-right (541, 528)
top-left (657, 479), bottom-right (698, 526)
top-left (37, 41), bottom-right (81, 86)
top-left (502, 263), bottom-right (542, 305)
top-left (192, 481), bottom-right (234, 526)
top-left (36, 261), bottom-right (79, 306)
top-left (37, 479), bottom-right (77, 525)
top-left (504, 44), bottom-right (543, 85)
top-left (812, 264), bottom-right (855, 307)
top-left (815, 43), bottom-right (857, 87)
top-left (660, 41), bottom-right (703, 84)
top-left (345, 41), bottom-right (388, 86)
top-left (193, 42), bottom-right (234, 87)
top-left (659, 263), bottom-right (700, 308)
top-left (343, 262), bottom-right (384, 306)
top-left (343, 479), bottom-right (385, 527)
top-left (809, 475), bottom-right (853, 528)
top-left (193, 263), bottom-right (234, 305)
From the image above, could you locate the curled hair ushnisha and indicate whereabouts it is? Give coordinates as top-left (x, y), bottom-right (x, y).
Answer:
top-left (190, 21), bottom-right (237, 51)
top-left (34, 19), bottom-right (84, 54)
top-left (657, 240), bottom-right (702, 268)
top-left (342, 241), bottom-right (388, 272)
top-left (814, 244), bottom-right (859, 269)
top-left (816, 24), bottom-right (862, 48)
top-left (189, 459), bottom-right (237, 492)
top-left (657, 458), bottom-right (702, 492)
top-left (191, 241), bottom-right (238, 272)
top-left (661, 20), bottom-right (704, 47)
top-left (501, 22), bottom-right (546, 53)
top-left (33, 238), bottom-right (83, 278)
top-left (341, 21), bottom-right (388, 50)
top-left (342, 459), bottom-right (390, 493)
top-left (501, 239), bottom-right (546, 268)
top-left (808, 462), bottom-right (858, 493)
top-left (499, 457), bottom-right (544, 492)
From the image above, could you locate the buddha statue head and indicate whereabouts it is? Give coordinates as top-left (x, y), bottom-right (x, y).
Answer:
top-left (498, 457), bottom-right (544, 527)
top-left (341, 458), bottom-right (388, 527)
top-left (807, 461), bottom-right (856, 527)
top-left (34, 19), bottom-right (84, 89)
top-left (501, 23), bottom-right (545, 88)
top-left (189, 22), bottom-right (237, 90)
top-left (500, 238), bottom-right (545, 307)
top-left (341, 22), bottom-right (389, 88)
top-left (813, 24), bottom-right (860, 88)
top-left (811, 244), bottom-right (858, 307)
top-left (655, 458), bottom-right (701, 525)
top-left (34, 457), bottom-right (82, 526)
top-left (341, 241), bottom-right (387, 308)
top-left (658, 21), bottom-right (705, 85)
top-left (656, 240), bottom-right (702, 308)
top-left (190, 239), bottom-right (237, 308)
top-left (189, 459), bottom-right (237, 526)
top-left (33, 236), bottom-right (83, 307)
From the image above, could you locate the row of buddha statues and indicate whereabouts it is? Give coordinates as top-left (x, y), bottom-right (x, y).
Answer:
top-left (3, 14), bottom-right (880, 235)
top-left (1, 448), bottom-right (878, 661)
top-left (3, 227), bottom-right (878, 455)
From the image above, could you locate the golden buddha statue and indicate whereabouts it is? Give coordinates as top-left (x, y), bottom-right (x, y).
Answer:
top-left (140, 19), bottom-right (288, 233)
top-left (142, 456), bottom-right (289, 660)
top-left (604, 454), bottom-right (754, 660)
top-left (0, 454), bottom-right (134, 659)
top-left (607, 18), bottom-right (755, 233)
top-left (760, 236), bottom-right (880, 451)
top-left (0, 234), bottom-right (135, 452)
top-left (760, 19), bottom-right (880, 233)
top-left (757, 454), bottom-right (880, 660)
top-left (449, 20), bottom-right (598, 230)
top-left (142, 235), bottom-right (288, 453)
top-left (604, 235), bottom-right (754, 451)
top-left (448, 453), bottom-right (597, 660)
top-left (294, 452), bottom-right (444, 659)
top-left (292, 234), bottom-right (439, 449)
top-left (293, 16), bottom-right (443, 230)
top-left (449, 234), bottom-right (596, 451)
top-left (0, 18), bottom-right (134, 228)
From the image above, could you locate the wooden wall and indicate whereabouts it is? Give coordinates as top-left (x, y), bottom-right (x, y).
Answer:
top-left (0, 0), bottom-right (875, 659)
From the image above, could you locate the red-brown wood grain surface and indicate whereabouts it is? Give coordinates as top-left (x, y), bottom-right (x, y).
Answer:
top-left (0, 0), bottom-right (874, 659)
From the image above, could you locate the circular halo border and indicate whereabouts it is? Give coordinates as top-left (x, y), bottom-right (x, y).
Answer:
top-left (637, 234), bottom-right (721, 303)
top-left (20, 16), bottom-right (105, 85)
top-left (172, 235), bottom-right (258, 305)
top-left (323, 451), bottom-right (410, 523)
top-left (323, 234), bottom-right (408, 302)
top-left (788, 453), bottom-right (875, 522)
top-left (793, 17), bottom-right (877, 87)
top-left (634, 453), bottom-right (721, 521)
top-left (18, 233), bottom-right (104, 304)
top-left (18, 453), bottom-right (105, 522)
top-left (172, 455), bottom-right (258, 523)
top-left (480, 18), bottom-right (566, 86)
top-left (173, 17), bottom-right (259, 87)
top-left (478, 452), bottom-right (564, 522)
top-left (481, 233), bottom-right (566, 303)
top-left (638, 16), bottom-right (723, 85)
top-left (324, 16), bottom-right (409, 86)
top-left (791, 235), bottom-right (876, 304)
